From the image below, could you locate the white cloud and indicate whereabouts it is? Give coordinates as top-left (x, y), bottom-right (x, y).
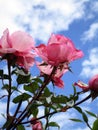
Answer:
top-left (0, 0), bottom-right (89, 42)
top-left (17, 0), bottom-right (89, 42)
top-left (0, 0), bottom-right (25, 36)
top-left (50, 110), bottom-right (77, 129)
top-left (80, 48), bottom-right (98, 78)
top-left (81, 22), bottom-right (98, 43)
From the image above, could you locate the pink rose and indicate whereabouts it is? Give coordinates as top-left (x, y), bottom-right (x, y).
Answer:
top-left (31, 118), bottom-right (42, 130)
top-left (0, 29), bottom-right (35, 70)
top-left (89, 74), bottom-right (98, 92)
top-left (36, 34), bottom-right (84, 66)
top-left (36, 62), bottom-right (68, 88)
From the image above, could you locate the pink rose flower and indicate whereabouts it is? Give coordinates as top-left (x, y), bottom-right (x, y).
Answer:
top-left (0, 29), bottom-right (35, 70)
top-left (36, 34), bottom-right (84, 66)
top-left (31, 118), bottom-right (42, 130)
top-left (36, 61), bottom-right (68, 88)
top-left (89, 74), bottom-right (98, 92)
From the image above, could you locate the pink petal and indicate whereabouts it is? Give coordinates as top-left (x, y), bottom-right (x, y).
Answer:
top-left (10, 31), bottom-right (35, 52)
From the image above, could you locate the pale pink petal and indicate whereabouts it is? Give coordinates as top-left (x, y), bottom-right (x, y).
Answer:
top-left (16, 53), bottom-right (35, 70)
top-left (0, 29), bottom-right (12, 48)
top-left (36, 44), bottom-right (48, 62)
top-left (36, 61), bottom-right (53, 75)
top-left (10, 31), bottom-right (35, 52)
top-left (53, 77), bottom-right (64, 88)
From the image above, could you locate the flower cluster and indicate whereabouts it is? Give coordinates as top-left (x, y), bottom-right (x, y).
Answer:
top-left (0, 29), bottom-right (84, 88)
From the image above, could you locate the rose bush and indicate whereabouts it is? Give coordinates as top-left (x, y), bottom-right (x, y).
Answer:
top-left (0, 28), bottom-right (97, 130)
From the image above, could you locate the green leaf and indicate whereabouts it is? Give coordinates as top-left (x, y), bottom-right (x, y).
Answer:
top-left (31, 106), bottom-right (38, 117)
top-left (66, 100), bottom-right (74, 107)
top-left (82, 112), bottom-right (88, 123)
top-left (92, 119), bottom-right (98, 130)
top-left (72, 85), bottom-right (77, 95)
top-left (48, 122), bottom-right (60, 129)
top-left (44, 87), bottom-right (51, 97)
top-left (13, 93), bottom-right (31, 103)
top-left (24, 82), bottom-right (39, 94)
top-left (85, 110), bottom-right (97, 118)
top-left (32, 77), bottom-right (43, 84)
top-left (2, 84), bottom-right (9, 91)
top-left (17, 74), bottom-right (31, 84)
top-left (52, 95), bottom-right (67, 104)
top-left (74, 106), bottom-right (82, 113)
top-left (70, 118), bottom-right (83, 122)
top-left (17, 124), bottom-right (25, 130)
top-left (27, 103), bottom-right (39, 117)
top-left (3, 74), bottom-right (9, 79)
top-left (2, 117), bottom-right (13, 129)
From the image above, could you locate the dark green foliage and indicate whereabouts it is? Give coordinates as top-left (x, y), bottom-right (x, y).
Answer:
top-left (13, 93), bottom-right (31, 103)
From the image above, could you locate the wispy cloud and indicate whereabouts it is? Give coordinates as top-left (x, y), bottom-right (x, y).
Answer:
top-left (81, 22), bottom-right (98, 43)
top-left (80, 48), bottom-right (98, 78)
top-left (91, 1), bottom-right (98, 13)
top-left (0, 0), bottom-right (89, 42)
top-left (0, 0), bottom-right (24, 35)
top-left (17, 0), bottom-right (89, 42)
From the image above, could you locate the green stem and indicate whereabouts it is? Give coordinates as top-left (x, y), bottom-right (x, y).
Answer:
top-left (74, 94), bottom-right (91, 106)
top-left (7, 100), bottom-right (23, 129)
top-left (6, 60), bottom-right (12, 120)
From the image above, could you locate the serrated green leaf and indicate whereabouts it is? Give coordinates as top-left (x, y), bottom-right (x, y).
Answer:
top-left (48, 122), bottom-right (60, 129)
top-left (70, 118), bottom-right (83, 122)
top-left (17, 124), bottom-right (25, 130)
top-left (13, 93), bottom-right (31, 103)
top-left (85, 110), bottom-right (97, 118)
top-left (92, 119), bottom-right (98, 130)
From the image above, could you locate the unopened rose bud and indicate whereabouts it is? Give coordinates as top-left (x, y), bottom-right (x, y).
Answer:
top-left (31, 118), bottom-right (42, 130)
top-left (74, 80), bottom-right (89, 92)
top-left (89, 74), bottom-right (98, 92)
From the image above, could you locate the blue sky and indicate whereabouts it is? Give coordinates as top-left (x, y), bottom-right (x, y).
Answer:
top-left (0, 0), bottom-right (98, 130)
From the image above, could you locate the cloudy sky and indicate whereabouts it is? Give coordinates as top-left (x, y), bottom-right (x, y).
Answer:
top-left (0, 0), bottom-right (98, 130)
